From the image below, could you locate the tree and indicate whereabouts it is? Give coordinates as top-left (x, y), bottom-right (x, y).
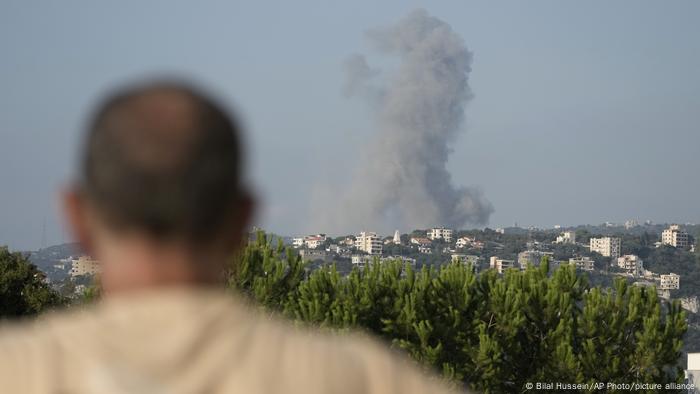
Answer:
top-left (229, 232), bottom-right (306, 310)
top-left (0, 246), bottom-right (65, 317)
top-left (230, 233), bottom-right (688, 393)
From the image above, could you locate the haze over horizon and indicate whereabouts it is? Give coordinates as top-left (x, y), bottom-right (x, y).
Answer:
top-left (2, 1), bottom-right (699, 250)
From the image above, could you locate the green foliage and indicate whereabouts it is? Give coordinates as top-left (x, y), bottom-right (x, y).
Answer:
top-left (230, 233), bottom-right (688, 393)
top-left (229, 231), bottom-right (306, 309)
top-left (77, 277), bottom-right (102, 304)
top-left (80, 284), bottom-right (101, 303)
top-left (0, 246), bottom-right (65, 317)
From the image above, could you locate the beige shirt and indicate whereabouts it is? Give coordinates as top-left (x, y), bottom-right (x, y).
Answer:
top-left (0, 288), bottom-right (457, 394)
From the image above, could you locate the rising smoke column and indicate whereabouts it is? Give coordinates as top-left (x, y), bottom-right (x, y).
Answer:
top-left (322, 9), bottom-right (493, 233)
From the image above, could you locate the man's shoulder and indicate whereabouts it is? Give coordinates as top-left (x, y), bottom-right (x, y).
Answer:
top-left (231, 314), bottom-right (456, 393)
top-left (0, 290), bottom-right (459, 394)
top-left (0, 307), bottom-right (97, 393)
top-left (0, 306), bottom-right (88, 344)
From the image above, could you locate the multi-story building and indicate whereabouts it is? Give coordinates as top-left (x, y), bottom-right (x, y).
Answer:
top-left (555, 231), bottom-right (577, 244)
top-left (660, 273), bottom-right (680, 290)
top-left (305, 235), bottom-right (327, 249)
top-left (351, 254), bottom-right (375, 268)
top-left (70, 256), bottom-right (100, 277)
top-left (292, 234), bottom-right (327, 249)
top-left (427, 227), bottom-right (453, 243)
top-left (451, 253), bottom-right (466, 263)
top-left (489, 257), bottom-right (514, 274)
top-left (688, 353), bottom-right (700, 391)
top-left (661, 225), bottom-right (689, 248)
top-left (590, 237), bottom-right (621, 259)
top-left (569, 256), bottom-right (595, 271)
top-left (455, 236), bottom-right (474, 248)
top-left (617, 254), bottom-right (643, 277)
top-left (517, 250), bottom-right (553, 270)
top-left (418, 245), bottom-right (432, 254)
top-left (451, 254), bottom-right (479, 266)
top-left (355, 232), bottom-right (383, 255)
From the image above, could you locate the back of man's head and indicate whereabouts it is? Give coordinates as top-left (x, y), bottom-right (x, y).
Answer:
top-left (79, 81), bottom-right (247, 243)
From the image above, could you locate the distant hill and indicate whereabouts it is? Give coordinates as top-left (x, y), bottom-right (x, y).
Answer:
top-left (27, 243), bottom-right (80, 283)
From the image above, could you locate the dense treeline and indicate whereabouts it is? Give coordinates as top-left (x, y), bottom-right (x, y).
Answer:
top-left (0, 247), bottom-right (65, 317)
top-left (231, 232), bottom-right (688, 393)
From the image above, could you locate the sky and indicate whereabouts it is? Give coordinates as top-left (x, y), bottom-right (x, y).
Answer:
top-left (1, 1), bottom-right (699, 250)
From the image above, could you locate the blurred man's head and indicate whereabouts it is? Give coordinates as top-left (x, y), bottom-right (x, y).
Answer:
top-left (63, 81), bottom-right (254, 292)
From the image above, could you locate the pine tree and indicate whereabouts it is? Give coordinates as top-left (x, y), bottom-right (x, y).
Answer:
top-left (230, 233), bottom-right (688, 392)
top-left (229, 231), bottom-right (306, 310)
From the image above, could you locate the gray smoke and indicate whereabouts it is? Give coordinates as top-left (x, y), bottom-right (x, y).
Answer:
top-left (317, 9), bottom-right (493, 233)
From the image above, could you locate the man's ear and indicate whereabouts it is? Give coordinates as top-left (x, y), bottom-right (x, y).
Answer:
top-left (61, 186), bottom-right (95, 255)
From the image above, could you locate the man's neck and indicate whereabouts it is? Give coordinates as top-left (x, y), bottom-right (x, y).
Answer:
top-left (95, 237), bottom-right (226, 296)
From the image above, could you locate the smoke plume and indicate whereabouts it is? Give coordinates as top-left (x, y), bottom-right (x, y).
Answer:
top-left (317, 9), bottom-right (493, 233)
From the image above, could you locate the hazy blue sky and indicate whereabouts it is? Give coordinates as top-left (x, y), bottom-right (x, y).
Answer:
top-left (1, 1), bottom-right (699, 250)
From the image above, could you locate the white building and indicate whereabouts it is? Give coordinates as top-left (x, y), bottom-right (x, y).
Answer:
top-left (489, 257), bottom-right (514, 274)
top-left (428, 227), bottom-right (453, 243)
top-left (660, 273), bottom-right (680, 290)
top-left (681, 297), bottom-right (699, 314)
top-left (590, 237), bottom-right (621, 259)
top-left (617, 255), bottom-right (643, 277)
top-left (305, 235), bottom-right (327, 249)
top-left (455, 237), bottom-right (479, 248)
top-left (355, 232), bottom-right (383, 255)
top-left (70, 256), bottom-right (100, 277)
top-left (326, 244), bottom-right (349, 255)
top-left (555, 231), bottom-right (576, 244)
top-left (455, 236), bottom-right (474, 248)
top-left (517, 250), bottom-right (553, 270)
top-left (410, 237), bottom-right (432, 246)
top-left (393, 230), bottom-right (401, 244)
top-left (351, 254), bottom-right (376, 268)
top-left (687, 353), bottom-right (700, 391)
top-left (418, 245), bottom-right (432, 254)
top-left (451, 254), bottom-right (479, 265)
top-left (292, 234), bottom-right (327, 249)
top-left (661, 225), bottom-right (689, 248)
top-left (569, 256), bottom-right (595, 271)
